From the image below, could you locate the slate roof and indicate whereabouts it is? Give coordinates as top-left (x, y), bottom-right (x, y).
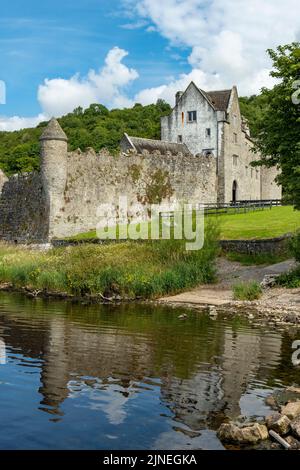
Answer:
top-left (123, 134), bottom-right (191, 156)
top-left (175, 82), bottom-right (232, 112)
top-left (203, 89), bottom-right (232, 112)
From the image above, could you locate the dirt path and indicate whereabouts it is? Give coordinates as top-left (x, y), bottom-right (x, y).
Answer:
top-left (160, 258), bottom-right (298, 307)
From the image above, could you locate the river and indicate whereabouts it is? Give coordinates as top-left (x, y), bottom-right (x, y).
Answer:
top-left (0, 292), bottom-right (299, 450)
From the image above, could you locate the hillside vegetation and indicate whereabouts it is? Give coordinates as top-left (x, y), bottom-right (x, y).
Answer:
top-left (0, 100), bottom-right (171, 175)
top-left (0, 96), bottom-right (263, 176)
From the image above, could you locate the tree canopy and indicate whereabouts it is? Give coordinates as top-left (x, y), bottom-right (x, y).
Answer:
top-left (0, 100), bottom-right (171, 175)
top-left (252, 43), bottom-right (300, 209)
top-left (0, 93), bottom-right (267, 177)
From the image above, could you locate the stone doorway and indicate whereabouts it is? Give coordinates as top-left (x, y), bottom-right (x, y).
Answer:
top-left (232, 180), bottom-right (238, 203)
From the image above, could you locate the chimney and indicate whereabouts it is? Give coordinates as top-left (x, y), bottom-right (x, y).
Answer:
top-left (175, 91), bottom-right (183, 105)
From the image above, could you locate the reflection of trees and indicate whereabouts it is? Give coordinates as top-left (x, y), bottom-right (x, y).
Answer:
top-left (0, 294), bottom-right (283, 429)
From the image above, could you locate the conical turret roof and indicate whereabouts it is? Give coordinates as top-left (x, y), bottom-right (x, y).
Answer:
top-left (40, 118), bottom-right (68, 142)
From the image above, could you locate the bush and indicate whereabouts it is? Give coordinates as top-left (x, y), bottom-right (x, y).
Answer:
top-left (233, 281), bottom-right (263, 301)
top-left (277, 266), bottom-right (300, 288)
top-left (290, 231), bottom-right (300, 262)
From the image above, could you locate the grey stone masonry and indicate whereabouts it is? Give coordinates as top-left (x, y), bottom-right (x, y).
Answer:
top-left (161, 82), bottom-right (282, 203)
top-left (0, 93), bottom-right (282, 243)
top-left (0, 119), bottom-right (217, 242)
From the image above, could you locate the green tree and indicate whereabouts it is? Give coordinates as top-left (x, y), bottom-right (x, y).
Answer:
top-left (0, 100), bottom-right (171, 175)
top-left (254, 43), bottom-right (300, 209)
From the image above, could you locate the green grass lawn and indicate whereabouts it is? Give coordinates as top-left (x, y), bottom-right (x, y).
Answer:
top-left (218, 206), bottom-right (299, 239)
top-left (66, 206), bottom-right (299, 242)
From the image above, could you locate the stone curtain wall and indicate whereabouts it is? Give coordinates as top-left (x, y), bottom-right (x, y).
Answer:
top-left (51, 149), bottom-right (217, 239)
top-left (220, 235), bottom-right (290, 255)
top-left (0, 173), bottom-right (48, 242)
top-left (261, 166), bottom-right (282, 200)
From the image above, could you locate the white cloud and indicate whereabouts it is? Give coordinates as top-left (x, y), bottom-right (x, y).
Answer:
top-left (0, 47), bottom-right (139, 131)
top-left (134, 69), bottom-right (222, 106)
top-left (0, 113), bottom-right (46, 132)
top-left (121, 20), bottom-right (149, 29)
top-left (38, 47), bottom-right (138, 116)
top-left (124, 0), bottom-right (300, 102)
top-left (1, 1), bottom-right (300, 131)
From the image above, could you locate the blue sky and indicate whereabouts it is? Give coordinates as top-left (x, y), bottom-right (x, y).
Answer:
top-left (0, 0), bottom-right (299, 130)
top-left (1, 0), bottom-right (187, 116)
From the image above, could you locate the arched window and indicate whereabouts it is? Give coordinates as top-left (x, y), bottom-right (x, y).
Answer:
top-left (232, 180), bottom-right (238, 203)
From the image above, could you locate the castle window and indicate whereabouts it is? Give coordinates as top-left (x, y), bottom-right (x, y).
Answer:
top-left (203, 150), bottom-right (214, 157)
top-left (245, 166), bottom-right (248, 175)
top-left (232, 155), bottom-right (238, 167)
top-left (178, 135), bottom-right (183, 143)
top-left (187, 111), bottom-right (197, 122)
top-left (251, 168), bottom-right (253, 178)
top-left (233, 133), bottom-right (238, 143)
top-left (206, 128), bottom-right (211, 138)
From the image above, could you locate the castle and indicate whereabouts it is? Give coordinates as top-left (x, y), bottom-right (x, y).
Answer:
top-left (0, 82), bottom-right (281, 243)
top-left (123, 82), bottom-right (281, 204)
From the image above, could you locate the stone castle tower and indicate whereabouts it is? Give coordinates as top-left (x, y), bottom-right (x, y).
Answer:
top-left (160, 82), bottom-right (282, 203)
top-left (39, 118), bottom-right (68, 238)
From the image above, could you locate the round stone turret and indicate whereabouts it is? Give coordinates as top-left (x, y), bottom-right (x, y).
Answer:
top-left (40, 117), bottom-right (68, 143)
top-left (40, 118), bottom-right (68, 239)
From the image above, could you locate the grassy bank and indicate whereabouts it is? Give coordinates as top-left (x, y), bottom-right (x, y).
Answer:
top-left (277, 266), bottom-right (300, 288)
top-left (224, 251), bottom-right (290, 266)
top-left (0, 221), bottom-right (219, 299)
top-left (66, 206), bottom-right (299, 242)
top-left (219, 206), bottom-right (299, 240)
top-left (233, 281), bottom-right (263, 301)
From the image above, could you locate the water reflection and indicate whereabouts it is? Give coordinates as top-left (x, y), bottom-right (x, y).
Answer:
top-left (0, 338), bottom-right (5, 364)
top-left (0, 292), bottom-right (299, 450)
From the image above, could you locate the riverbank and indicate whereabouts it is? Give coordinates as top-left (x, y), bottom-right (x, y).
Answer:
top-left (0, 222), bottom-right (219, 300)
top-left (159, 257), bottom-right (300, 325)
top-left (1, 226), bottom-right (299, 325)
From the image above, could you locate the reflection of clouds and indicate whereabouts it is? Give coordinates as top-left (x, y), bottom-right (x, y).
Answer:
top-left (67, 379), bottom-right (136, 425)
top-left (0, 338), bottom-right (6, 364)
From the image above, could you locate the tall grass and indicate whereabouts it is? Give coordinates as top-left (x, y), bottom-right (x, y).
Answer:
top-left (277, 231), bottom-right (300, 288)
top-left (0, 220), bottom-right (220, 299)
top-left (290, 230), bottom-right (300, 262)
top-left (233, 281), bottom-right (262, 301)
top-left (277, 266), bottom-right (300, 288)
